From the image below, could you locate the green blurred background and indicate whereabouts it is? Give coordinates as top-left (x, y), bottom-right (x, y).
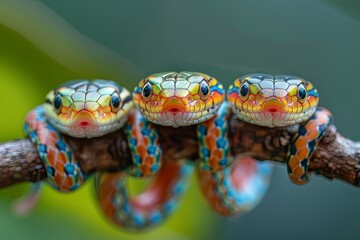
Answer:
top-left (0, 0), bottom-right (359, 239)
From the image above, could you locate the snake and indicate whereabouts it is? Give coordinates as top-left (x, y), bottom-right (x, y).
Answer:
top-left (98, 72), bottom-right (224, 229)
top-left (24, 80), bottom-right (133, 192)
top-left (227, 74), bottom-right (333, 184)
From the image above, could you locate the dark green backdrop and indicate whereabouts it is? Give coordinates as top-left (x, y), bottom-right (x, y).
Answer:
top-left (0, 0), bottom-right (359, 239)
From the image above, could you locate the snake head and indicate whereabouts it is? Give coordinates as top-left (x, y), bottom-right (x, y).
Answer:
top-left (133, 72), bottom-right (225, 127)
top-left (44, 80), bottom-right (133, 138)
top-left (228, 74), bottom-right (319, 127)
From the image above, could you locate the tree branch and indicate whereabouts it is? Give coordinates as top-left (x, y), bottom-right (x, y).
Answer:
top-left (0, 114), bottom-right (359, 189)
top-left (0, 140), bottom-right (46, 187)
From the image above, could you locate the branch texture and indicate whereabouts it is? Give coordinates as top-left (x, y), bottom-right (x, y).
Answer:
top-left (0, 114), bottom-right (359, 189)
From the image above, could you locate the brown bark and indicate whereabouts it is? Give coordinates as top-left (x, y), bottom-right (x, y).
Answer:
top-left (0, 115), bottom-right (359, 188)
top-left (0, 140), bottom-right (46, 187)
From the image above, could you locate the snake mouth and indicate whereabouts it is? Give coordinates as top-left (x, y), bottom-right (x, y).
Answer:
top-left (139, 98), bottom-right (220, 127)
top-left (233, 95), bottom-right (316, 128)
top-left (79, 121), bottom-right (90, 127)
top-left (150, 97), bottom-right (192, 127)
top-left (260, 98), bottom-right (286, 127)
top-left (73, 111), bottom-right (96, 128)
top-left (262, 98), bottom-right (284, 114)
top-left (163, 98), bottom-right (186, 114)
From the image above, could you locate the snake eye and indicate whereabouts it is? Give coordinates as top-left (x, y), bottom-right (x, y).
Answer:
top-left (239, 82), bottom-right (250, 99)
top-left (142, 82), bottom-right (152, 100)
top-left (297, 84), bottom-right (307, 102)
top-left (199, 80), bottom-right (210, 100)
top-left (53, 95), bottom-right (62, 111)
top-left (111, 93), bottom-right (121, 111)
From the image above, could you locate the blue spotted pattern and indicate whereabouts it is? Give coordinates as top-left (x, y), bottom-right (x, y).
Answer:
top-left (24, 106), bottom-right (86, 191)
top-left (124, 111), bottom-right (162, 177)
top-left (197, 102), bottom-right (232, 171)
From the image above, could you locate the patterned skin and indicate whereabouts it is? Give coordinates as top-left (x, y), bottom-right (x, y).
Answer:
top-left (197, 156), bottom-right (272, 216)
top-left (97, 72), bottom-right (218, 229)
top-left (23, 73), bottom-right (330, 228)
top-left (228, 74), bottom-right (319, 127)
top-left (98, 71), bottom-right (225, 229)
top-left (97, 108), bottom-right (194, 230)
top-left (97, 160), bottom-right (193, 229)
top-left (228, 74), bottom-right (333, 184)
top-left (24, 80), bottom-right (133, 190)
top-left (43, 80), bottom-right (133, 138)
top-left (133, 71), bottom-right (271, 217)
top-left (24, 106), bottom-right (85, 191)
top-left (124, 110), bottom-right (162, 177)
top-left (133, 71), bottom-right (225, 127)
top-left (133, 71), bottom-right (230, 171)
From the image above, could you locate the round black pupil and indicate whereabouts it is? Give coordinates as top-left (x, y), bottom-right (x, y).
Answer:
top-left (111, 95), bottom-right (120, 108)
top-left (201, 83), bottom-right (209, 96)
top-left (298, 87), bottom-right (306, 99)
top-left (240, 84), bottom-right (248, 97)
top-left (54, 96), bottom-right (62, 109)
top-left (143, 84), bottom-right (151, 97)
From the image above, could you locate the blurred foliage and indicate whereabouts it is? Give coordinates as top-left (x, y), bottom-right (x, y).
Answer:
top-left (0, 1), bottom-right (214, 239)
top-left (1, 0), bottom-right (360, 239)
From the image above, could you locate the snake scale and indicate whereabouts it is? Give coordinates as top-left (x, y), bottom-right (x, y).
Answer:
top-left (23, 72), bottom-right (332, 230)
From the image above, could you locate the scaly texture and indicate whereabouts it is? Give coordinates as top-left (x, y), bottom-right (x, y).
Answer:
top-left (228, 74), bottom-right (332, 184)
top-left (124, 110), bottom-right (162, 177)
top-left (196, 102), bottom-right (231, 171)
top-left (97, 160), bottom-right (193, 230)
top-left (24, 106), bottom-right (85, 191)
top-left (24, 80), bottom-right (133, 190)
top-left (25, 79), bottom-right (179, 230)
top-left (97, 72), bottom-right (218, 229)
top-left (133, 71), bottom-right (225, 127)
top-left (228, 74), bottom-right (319, 127)
top-left (197, 156), bottom-right (271, 216)
top-left (287, 107), bottom-right (332, 183)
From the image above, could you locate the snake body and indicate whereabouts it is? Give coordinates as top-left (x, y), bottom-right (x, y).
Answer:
top-left (97, 160), bottom-right (193, 229)
top-left (24, 106), bottom-right (85, 191)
